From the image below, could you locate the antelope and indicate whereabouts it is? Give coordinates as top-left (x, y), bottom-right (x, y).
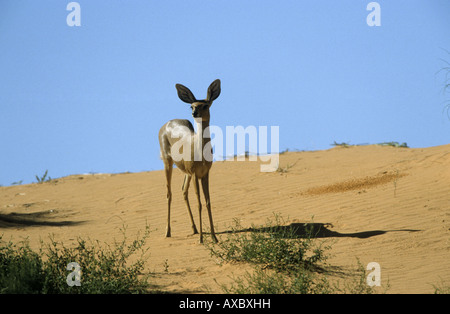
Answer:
top-left (158, 79), bottom-right (221, 243)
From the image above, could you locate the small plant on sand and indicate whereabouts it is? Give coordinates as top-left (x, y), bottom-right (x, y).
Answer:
top-left (42, 224), bottom-right (151, 294)
top-left (331, 141), bottom-right (409, 148)
top-left (206, 215), bottom-right (329, 273)
top-left (377, 142), bottom-right (408, 148)
top-left (0, 238), bottom-right (44, 293)
top-left (205, 214), bottom-right (376, 294)
top-left (433, 280), bottom-right (450, 294)
top-left (276, 162), bottom-right (295, 174)
top-left (276, 158), bottom-right (300, 174)
top-left (35, 170), bottom-right (51, 183)
top-left (331, 141), bottom-right (351, 148)
top-left (0, 224), bottom-right (153, 294)
top-left (163, 259), bottom-right (169, 273)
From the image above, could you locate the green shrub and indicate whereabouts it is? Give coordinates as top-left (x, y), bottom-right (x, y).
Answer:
top-left (0, 225), bottom-right (152, 294)
top-left (0, 239), bottom-right (45, 294)
top-left (221, 267), bottom-right (337, 294)
top-left (206, 215), bottom-right (330, 273)
top-left (205, 215), bottom-right (375, 294)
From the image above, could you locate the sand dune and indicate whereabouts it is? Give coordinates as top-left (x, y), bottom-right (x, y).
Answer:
top-left (1, 144), bottom-right (449, 293)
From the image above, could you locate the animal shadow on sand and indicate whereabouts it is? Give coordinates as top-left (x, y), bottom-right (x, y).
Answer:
top-left (218, 222), bottom-right (420, 239)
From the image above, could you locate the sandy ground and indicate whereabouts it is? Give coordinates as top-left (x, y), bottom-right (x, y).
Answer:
top-left (1, 144), bottom-right (449, 293)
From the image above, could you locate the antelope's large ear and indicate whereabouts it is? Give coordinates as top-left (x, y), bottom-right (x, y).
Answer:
top-left (175, 84), bottom-right (197, 104)
top-left (206, 79), bottom-right (221, 102)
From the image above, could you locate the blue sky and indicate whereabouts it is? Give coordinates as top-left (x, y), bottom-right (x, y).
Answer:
top-left (1, 0), bottom-right (449, 186)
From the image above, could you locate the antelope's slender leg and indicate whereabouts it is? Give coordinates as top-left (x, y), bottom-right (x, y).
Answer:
top-left (182, 174), bottom-right (198, 234)
top-left (192, 175), bottom-right (203, 243)
top-left (201, 173), bottom-right (218, 243)
top-left (164, 159), bottom-right (173, 238)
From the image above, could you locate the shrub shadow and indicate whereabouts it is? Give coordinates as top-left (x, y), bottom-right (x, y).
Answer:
top-left (0, 211), bottom-right (84, 228)
top-left (218, 222), bottom-right (420, 239)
